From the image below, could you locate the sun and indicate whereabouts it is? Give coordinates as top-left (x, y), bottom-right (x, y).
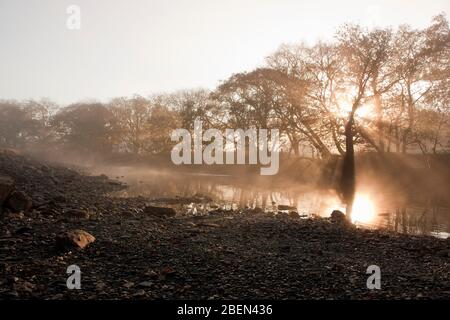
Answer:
top-left (355, 103), bottom-right (373, 119)
top-left (351, 194), bottom-right (376, 224)
top-left (335, 97), bottom-right (374, 120)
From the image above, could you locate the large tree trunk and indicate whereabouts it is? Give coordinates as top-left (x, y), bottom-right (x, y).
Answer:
top-left (402, 82), bottom-right (415, 154)
top-left (288, 135), bottom-right (300, 157)
top-left (372, 76), bottom-right (385, 153)
top-left (340, 114), bottom-right (356, 222)
top-left (374, 91), bottom-right (384, 152)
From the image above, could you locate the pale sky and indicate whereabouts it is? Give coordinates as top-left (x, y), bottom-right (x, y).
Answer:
top-left (0, 0), bottom-right (449, 105)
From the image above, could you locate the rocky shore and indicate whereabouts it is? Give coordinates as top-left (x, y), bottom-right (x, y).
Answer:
top-left (0, 150), bottom-right (449, 299)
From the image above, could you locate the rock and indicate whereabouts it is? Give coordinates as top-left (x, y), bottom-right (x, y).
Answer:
top-left (278, 205), bottom-right (297, 211)
top-left (161, 266), bottom-right (176, 276)
top-left (193, 193), bottom-right (213, 203)
top-left (40, 165), bottom-right (51, 172)
top-left (6, 212), bottom-right (25, 220)
top-left (133, 289), bottom-right (146, 297)
top-left (330, 210), bottom-right (348, 225)
top-left (289, 211), bottom-right (299, 219)
top-left (246, 207), bottom-right (264, 214)
top-left (6, 191), bottom-right (32, 213)
top-left (15, 226), bottom-right (33, 235)
top-left (49, 176), bottom-right (59, 185)
top-left (145, 270), bottom-right (158, 278)
top-left (208, 209), bottom-right (225, 215)
top-left (144, 205), bottom-right (176, 217)
top-left (51, 293), bottom-right (64, 300)
top-left (153, 194), bottom-right (212, 205)
top-left (95, 281), bottom-right (107, 291)
top-left (0, 176), bottom-right (14, 206)
top-left (6, 291), bottom-right (19, 298)
top-left (0, 148), bottom-right (21, 156)
top-left (138, 281), bottom-right (153, 287)
top-left (55, 229), bottom-right (96, 250)
top-left (123, 281), bottom-right (134, 289)
top-left (438, 249), bottom-right (450, 258)
top-left (276, 212), bottom-right (290, 218)
top-left (52, 194), bottom-right (67, 203)
top-left (197, 222), bottom-right (221, 228)
top-left (108, 180), bottom-right (123, 186)
top-left (64, 208), bottom-right (90, 219)
top-left (15, 281), bottom-right (35, 293)
top-left (6, 276), bottom-right (19, 284)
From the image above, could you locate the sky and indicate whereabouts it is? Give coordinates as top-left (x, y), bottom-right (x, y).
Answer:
top-left (0, 0), bottom-right (449, 105)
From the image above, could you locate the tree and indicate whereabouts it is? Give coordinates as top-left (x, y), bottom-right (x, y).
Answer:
top-left (165, 89), bottom-right (215, 130)
top-left (336, 24), bottom-right (388, 220)
top-left (51, 102), bottom-right (117, 155)
top-left (109, 95), bottom-right (152, 154)
top-left (144, 102), bottom-right (181, 154)
top-left (0, 100), bottom-right (49, 148)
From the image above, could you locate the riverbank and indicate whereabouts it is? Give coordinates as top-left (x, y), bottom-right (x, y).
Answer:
top-left (0, 150), bottom-right (449, 299)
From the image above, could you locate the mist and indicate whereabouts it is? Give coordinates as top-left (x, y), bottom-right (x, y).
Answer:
top-left (0, 3), bottom-right (449, 304)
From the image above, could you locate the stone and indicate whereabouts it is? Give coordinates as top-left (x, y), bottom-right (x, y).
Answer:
top-left (138, 281), bottom-right (153, 287)
top-left (6, 212), bottom-right (24, 219)
top-left (52, 194), bottom-right (67, 203)
top-left (108, 180), bottom-right (123, 186)
top-left (278, 205), bottom-right (297, 211)
top-left (64, 208), bottom-right (90, 219)
top-left (123, 281), bottom-right (134, 289)
top-left (0, 148), bottom-right (21, 156)
top-left (144, 205), bottom-right (176, 217)
top-left (6, 191), bottom-right (32, 213)
top-left (55, 229), bottom-right (95, 250)
top-left (276, 212), bottom-right (290, 218)
top-left (0, 176), bottom-right (14, 206)
top-left (246, 207), bottom-right (264, 214)
top-left (330, 210), bottom-right (348, 225)
top-left (197, 222), bottom-right (221, 228)
top-left (289, 211), bottom-right (299, 219)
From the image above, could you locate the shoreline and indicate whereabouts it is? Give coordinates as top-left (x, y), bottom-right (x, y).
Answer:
top-left (0, 152), bottom-right (449, 299)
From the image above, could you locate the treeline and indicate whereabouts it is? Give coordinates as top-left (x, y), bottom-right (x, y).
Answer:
top-left (1, 14), bottom-right (449, 160)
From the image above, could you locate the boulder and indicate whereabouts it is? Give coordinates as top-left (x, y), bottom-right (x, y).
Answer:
top-left (276, 212), bottom-right (290, 219)
top-left (6, 212), bottom-right (24, 220)
top-left (161, 265), bottom-right (176, 277)
top-left (278, 205), bottom-right (297, 211)
top-left (0, 176), bottom-right (14, 206)
top-left (252, 207), bottom-right (264, 214)
top-left (152, 194), bottom-right (213, 205)
top-left (244, 207), bottom-right (264, 214)
top-left (55, 229), bottom-right (95, 250)
top-left (0, 148), bottom-right (22, 156)
top-left (52, 194), bottom-right (67, 203)
top-left (143, 205), bottom-right (176, 217)
top-left (6, 191), bottom-right (32, 213)
top-left (288, 211), bottom-right (299, 219)
top-left (108, 180), bottom-right (123, 186)
top-left (64, 208), bottom-right (90, 219)
top-left (330, 210), bottom-right (347, 225)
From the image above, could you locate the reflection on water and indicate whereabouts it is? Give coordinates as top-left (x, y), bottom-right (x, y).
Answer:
top-left (93, 166), bottom-right (450, 239)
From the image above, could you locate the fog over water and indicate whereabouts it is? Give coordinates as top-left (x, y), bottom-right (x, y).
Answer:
top-left (87, 157), bottom-right (450, 239)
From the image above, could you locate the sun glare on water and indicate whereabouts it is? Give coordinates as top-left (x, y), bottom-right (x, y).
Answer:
top-left (351, 194), bottom-right (376, 224)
